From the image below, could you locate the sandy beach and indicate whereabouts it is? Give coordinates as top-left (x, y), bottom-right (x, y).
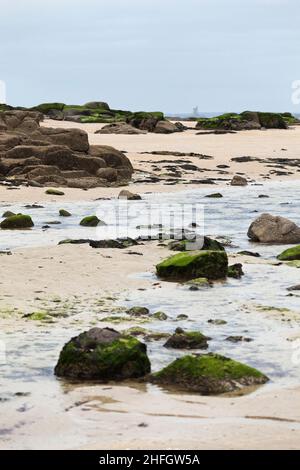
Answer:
top-left (1, 120), bottom-right (300, 450)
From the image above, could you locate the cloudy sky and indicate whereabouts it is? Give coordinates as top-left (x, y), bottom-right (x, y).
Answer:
top-left (0, 0), bottom-right (299, 113)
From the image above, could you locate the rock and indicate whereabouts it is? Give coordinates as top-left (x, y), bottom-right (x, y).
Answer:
top-left (208, 319), bottom-right (227, 325)
top-left (89, 238), bottom-right (138, 249)
top-left (118, 190), bottom-right (141, 200)
top-left (168, 236), bottom-right (225, 252)
top-left (59, 209), bottom-right (71, 217)
top-left (127, 112), bottom-right (164, 132)
top-left (277, 245), bottom-right (300, 261)
top-left (127, 306), bottom-right (150, 317)
top-left (45, 188), bottom-right (65, 196)
top-left (227, 263), bottom-right (244, 279)
top-left (287, 285), bottom-right (300, 292)
top-left (156, 250), bottom-right (228, 281)
top-left (153, 120), bottom-right (183, 134)
top-left (84, 101), bottom-right (110, 110)
top-left (237, 250), bottom-right (260, 257)
top-left (186, 277), bottom-right (211, 290)
top-left (248, 213), bottom-right (300, 244)
top-left (2, 210), bottom-right (16, 218)
top-left (96, 168), bottom-right (118, 182)
top-left (205, 193), bottom-right (223, 198)
top-left (231, 175), bottom-right (247, 186)
top-left (176, 314), bottom-right (189, 321)
top-left (96, 123), bottom-right (147, 135)
top-left (54, 327), bottom-right (151, 380)
top-left (0, 214), bottom-right (34, 229)
top-left (150, 353), bottom-right (268, 395)
top-left (152, 311), bottom-right (168, 321)
top-left (164, 328), bottom-right (210, 349)
top-left (226, 336), bottom-right (253, 343)
top-left (41, 127), bottom-right (89, 152)
top-left (79, 215), bottom-right (105, 227)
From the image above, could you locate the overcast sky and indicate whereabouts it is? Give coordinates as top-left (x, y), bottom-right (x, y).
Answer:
top-left (0, 0), bottom-right (299, 113)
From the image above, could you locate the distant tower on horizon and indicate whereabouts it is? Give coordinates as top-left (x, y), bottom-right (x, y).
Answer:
top-left (193, 106), bottom-right (199, 117)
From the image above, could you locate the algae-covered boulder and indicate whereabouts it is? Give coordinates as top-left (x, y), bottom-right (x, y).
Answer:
top-left (156, 250), bottom-right (228, 281)
top-left (151, 353), bottom-right (268, 395)
top-left (127, 306), bottom-right (150, 317)
top-left (54, 327), bottom-right (151, 380)
top-left (79, 215), bottom-right (105, 227)
top-left (45, 188), bottom-right (65, 196)
top-left (164, 328), bottom-right (210, 350)
top-left (2, 211), bottom-right (16, 218)
top-left (0, 214), bottom-right (34, 229)
top-left (227, 263), bottom-right (244, 279)
top-left (277, 245), bottom-right (300, 261)
top-left (59, 209), bottom-right (71, 217)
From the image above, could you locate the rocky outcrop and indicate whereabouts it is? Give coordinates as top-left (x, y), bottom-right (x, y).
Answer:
top-left (0, 110), bottom-right (134, 188)
top-left (248, 213), bottom-right (300, 244)
top-left (54, 327), bottom-right (151, 380)
top-left (196, 111), bottom-right (289, 131)
top-left (150, 353), bottom-right (269, 395)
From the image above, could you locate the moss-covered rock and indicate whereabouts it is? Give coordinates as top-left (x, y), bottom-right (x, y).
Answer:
top-left (45, 188), bottom-right (65, 196)
top-left (2, 211), bottom-right (16, 218)
top-left (168, 236), bottom-right (225, 252)
top-left (127, 306), bottom-right (150, 317)
top-left (277, 245), bottom-right (300, 261)
top-left (164, 328), bottom-right (210, 350)
top-left (0, 214), bottom-right (34, 229)
top-left (79, 215), bottom-right (105, 227)
top-left (152, 311), bottom-right (168, 321)
top-left (156, 250), bottom-right (228, 281)
top-left (227, 263), bottom-right (244, 279)
top-left (186, 277), bottom-right (211, 290)
top-left (54, 327), bottom-right (151, 380)
top-left (151, 353), bottom-right (268, 395)
top-left (59, 209), bottom-right (72, 217)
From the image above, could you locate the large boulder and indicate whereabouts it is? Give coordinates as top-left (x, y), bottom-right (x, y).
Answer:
top-left (150, 353), bottom-right (269, 395)
top-left (153, 120), bottom-right (183, 134)
top-left (127, 112), bottom-right (164, 132)
top-left (248, 213), bottom-right (300, 244)
top-left (40, 127), bottom-right (89, 152)
top-left (0, 214), bottom-right (34, 229)
top-left (156, 251), bottom-right (228, 281)
top-left (54, 327), bottom-right (151, 380)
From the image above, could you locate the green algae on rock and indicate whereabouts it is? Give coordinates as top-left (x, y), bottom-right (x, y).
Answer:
top-left (164, 328), bottom-right (210, 350)
top-left (152, 311), bottom-right (168, 321)
top-left (54, 327), bottom-right (151, 380)
top-left (227, 263), bottom-right (244, 279)
top-left (151, 353), bottom-right (268, 395)
top-left (0, 214), bottom-right (34, 229)
top-left (156, 250), bottom-right (228, 281)
top-left (168, 236), bottom-right (225, 252)
top-left (45, 188), bottom-right (65, 196)
top-left (59, 209), bottom-right (72, 217)
top-left (277, 245), bottom-right (300, 261)
top-left (127, 306), bottom-right (150, 317)
top-left (79, 215), bottom-right (105, 227)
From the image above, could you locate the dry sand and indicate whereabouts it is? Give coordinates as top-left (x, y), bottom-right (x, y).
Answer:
top-left (1, 120), bottom-right (300, 449)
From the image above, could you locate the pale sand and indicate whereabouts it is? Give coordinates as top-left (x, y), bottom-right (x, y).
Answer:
top-left (1, 121), bottom-right (300, 449)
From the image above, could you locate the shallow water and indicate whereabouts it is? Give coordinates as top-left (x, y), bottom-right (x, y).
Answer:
top-left (0, 181), bottom-right (300, 448)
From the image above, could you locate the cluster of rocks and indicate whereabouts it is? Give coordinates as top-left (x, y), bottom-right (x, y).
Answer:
top-left (97, 117), bottom-right (186, 135)
top-left (0, 110), bottom-right (133, 188)
top-left (196, 111), bottom-right (296, 131)
top-left (55, 327), bottom-right (268, 395)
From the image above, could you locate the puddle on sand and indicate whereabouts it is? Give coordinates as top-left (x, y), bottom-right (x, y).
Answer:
top-left (0, 181), bottom-right (300, 448)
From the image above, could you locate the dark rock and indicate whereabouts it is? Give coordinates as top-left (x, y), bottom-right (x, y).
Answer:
top-left (54, 327), bottom-right (151, 380)
top-left (164, 328), bottom-right (210, 349)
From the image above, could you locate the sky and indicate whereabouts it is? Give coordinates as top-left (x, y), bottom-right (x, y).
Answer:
top-left (0, 0), bottom-right (299, 113)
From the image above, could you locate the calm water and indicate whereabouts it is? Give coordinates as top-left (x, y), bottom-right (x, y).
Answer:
top-left (0, 181), bottom-right (300, 448)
